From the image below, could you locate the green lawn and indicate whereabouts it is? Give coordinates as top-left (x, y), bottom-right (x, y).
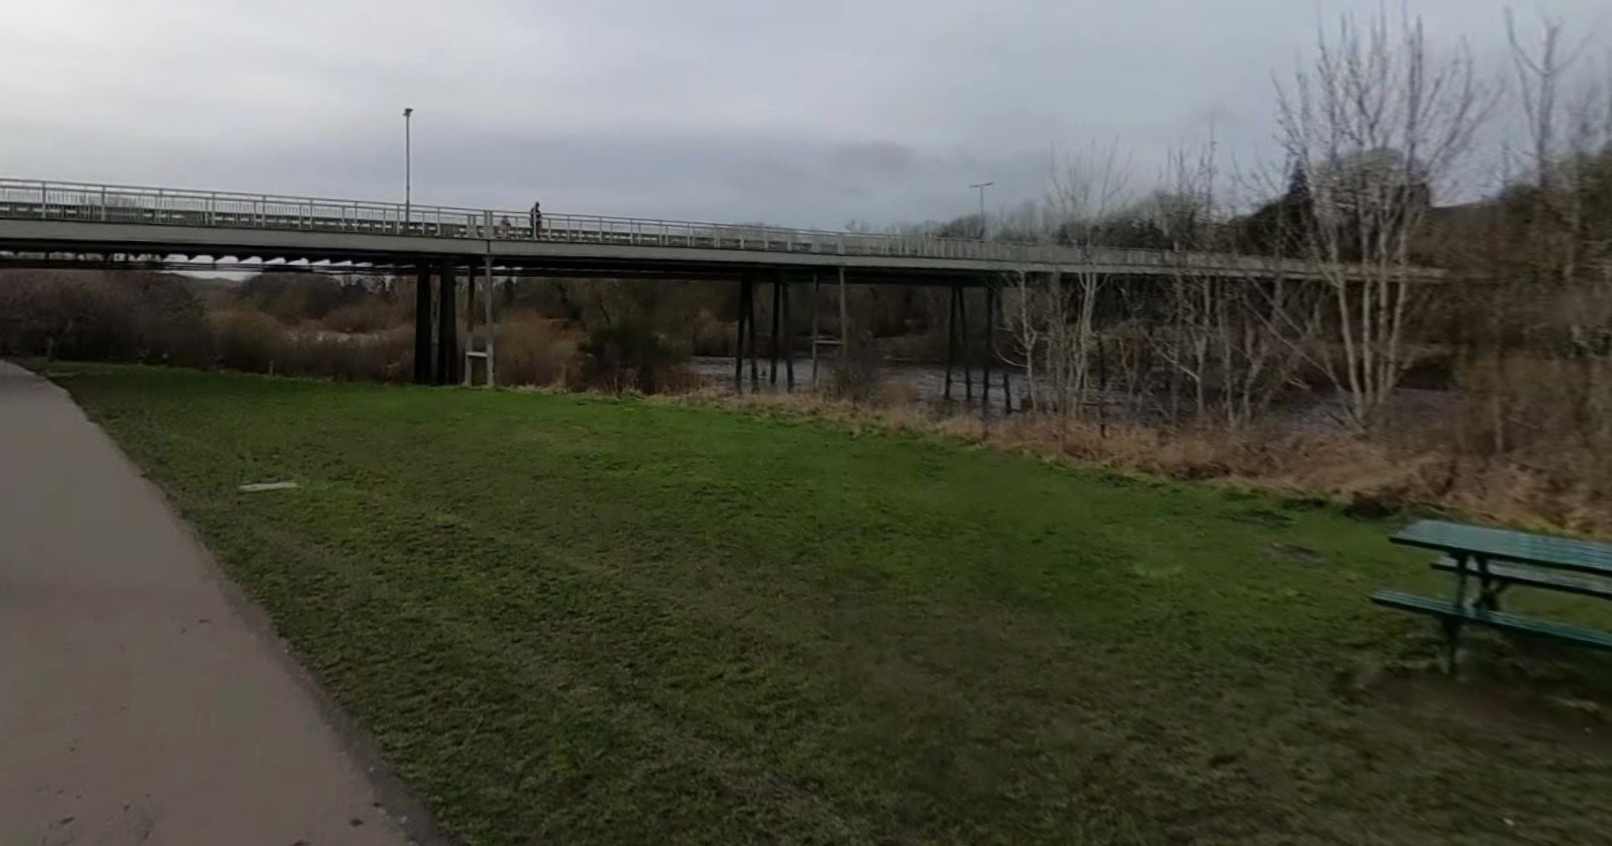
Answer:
top-left (58, 365), bottom-right (1612, 845)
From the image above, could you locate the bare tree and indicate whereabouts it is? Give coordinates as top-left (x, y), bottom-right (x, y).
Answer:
top-left (1484, 10), bottom-right (1612, 455)
top-left (1276, 8), bottom-right (1491, 429)
top-left (1505, 11), bottom-right (1612, 342)
top-left (1150, 141), bottom-right (1321, 427)
top-left (1151, 144), bottom-right (1221, 420)
top-left (1001, 141), bottom-right (1132, 440)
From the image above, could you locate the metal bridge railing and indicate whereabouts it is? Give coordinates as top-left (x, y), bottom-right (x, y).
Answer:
top-left (0, 176), bottom-right (1368, 276)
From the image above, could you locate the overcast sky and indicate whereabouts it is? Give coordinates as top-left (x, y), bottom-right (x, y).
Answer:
top-left (0, 0), bottom-right (1602, 229)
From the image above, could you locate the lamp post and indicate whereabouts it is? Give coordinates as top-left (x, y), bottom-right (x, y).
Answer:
top-left (403, 107), bottom-right (413, 225)
top-left (968, 181), bottom-right (993, 240)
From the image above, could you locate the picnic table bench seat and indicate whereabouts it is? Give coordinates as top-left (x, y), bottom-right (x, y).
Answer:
top-left (1370, 520), bottom-right (1612, 671)
top-left (1370, 588), bottom-right (1612, 653)
top-left (1429, 556), bottom-right (1612, 603)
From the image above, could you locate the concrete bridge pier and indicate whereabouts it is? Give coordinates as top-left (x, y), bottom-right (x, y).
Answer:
top-left (734, 275), bottom-right (754, 394)
top-left (768, 271), bottom-right (797, 390)
top-left (941, 277), bottom-right (1010, 417)
top-left (435, 262), bottom-right (458, 385)
top-left (461, 256), bottom-right (496, 387)
top-left (958, 286), bottom-right (973, 402)
top-left (746, 276), bottom-right (760, 392)
top-left (768, 276), bottom-right (781, 387)
top-left (982, 276), bottom-right (995, 419)
top-left (944, 285), bottom-right (962, 402)
top-left (781, 272), bottom-right (794, 392)
top-left (995, 275), bottom-right (1012, 416)
top-left (413, 263), bottom-right (433, 384)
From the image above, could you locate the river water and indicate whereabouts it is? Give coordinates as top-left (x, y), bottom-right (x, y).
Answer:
top-left (693, 356), bottom-right (1025, 412)
top-left (692, 356), bottom-right (1455, 429)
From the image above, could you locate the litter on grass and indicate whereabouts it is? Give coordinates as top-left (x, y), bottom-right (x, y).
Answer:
top-left (238, 481), bottom-right (299, 492)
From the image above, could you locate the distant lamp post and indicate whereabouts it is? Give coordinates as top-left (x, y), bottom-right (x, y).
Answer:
top-left (969, 181), bottom-right (994, 240)
top-left (403, 107), bottom-right (414, 225)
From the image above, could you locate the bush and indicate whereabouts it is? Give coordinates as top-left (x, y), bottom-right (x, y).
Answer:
top-left (823, 333), bottom-right (885, 404)
top-left (0, 271), bottom-right (212, 365)
top-left (684, 307), bottom-right (733, 357)
top-left (576, 320), bottom-right (696, 394)
top-left (212, 310), bottom-right (285, 373)
top-left (212, 311), bottom-right (413, 382)
top-left (234, 273), bottom-right (373, 324)
top-left (322, 300), bottom-right (400, 334)
top-left (491, 314), bottom-right (579, 387)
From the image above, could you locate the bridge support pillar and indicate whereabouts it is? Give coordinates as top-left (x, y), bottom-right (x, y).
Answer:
top-left (748, 276), bottom-right (760, 392)
top-left (944, 285), bottom-right (960, 402)
top-left (436, 261), bottom-right (458, 385)
top-left (982, 277), bottom-right (995, 421)
top-left (769, 274), bottom-right (781, 387)
top-left (959, 286), bottom-right (973, 402)
top-left (413, 264), bottom-right (434, 384)
top-left (837, 266), bottom-right (848, 367)
top-left (998, 273), bottom-right (1014, 416)
top-left (460, 255), bottom-right (496, 387)
top-left (810, 272), bottom-right (820, 387)
top-left (782, 273), bottom-right (794, 392)
top-left (734, 276), bottom-right (751, 394)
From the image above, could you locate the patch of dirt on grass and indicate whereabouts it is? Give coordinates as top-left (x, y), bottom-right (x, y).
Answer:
top-left (1378, 675), bottom-right (1612, 754)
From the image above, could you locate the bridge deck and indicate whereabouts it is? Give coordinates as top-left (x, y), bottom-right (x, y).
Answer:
top-left (0, 177), bottom-right (1438, 283)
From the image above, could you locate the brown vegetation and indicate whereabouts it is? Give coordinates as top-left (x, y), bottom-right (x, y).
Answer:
top-left (489, 314), bottom-right (580, 388)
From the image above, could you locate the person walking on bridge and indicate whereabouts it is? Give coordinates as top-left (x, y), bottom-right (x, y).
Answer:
top-left (530, 201), bottom-right (542, 240)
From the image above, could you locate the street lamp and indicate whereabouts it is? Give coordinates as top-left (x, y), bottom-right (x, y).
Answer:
top-left (403, 107), bottom-right (414, 225)
top-left (969, 181), bottom-right (994, 240)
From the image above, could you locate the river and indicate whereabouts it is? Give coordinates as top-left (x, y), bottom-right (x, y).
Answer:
top-left (693, 356), bottom-right (1026, 413)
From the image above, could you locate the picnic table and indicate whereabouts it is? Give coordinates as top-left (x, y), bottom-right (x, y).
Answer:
top-left (1370, 519), bottom-right (1612, 671)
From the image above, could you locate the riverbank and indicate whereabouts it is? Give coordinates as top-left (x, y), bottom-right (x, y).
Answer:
top-left (50, 364), bottom-right (1612, 846)
top-left (671, 379), bottom-right (1611, 540)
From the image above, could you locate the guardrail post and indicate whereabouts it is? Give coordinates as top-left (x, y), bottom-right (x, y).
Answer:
top-left (40, 182), bottom-right (48, 219)
top-left (99, 186), bottom-right (107, 221)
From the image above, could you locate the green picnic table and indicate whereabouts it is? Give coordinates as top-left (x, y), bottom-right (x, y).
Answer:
top-left (1370, 519), bottom-right (1612, 671)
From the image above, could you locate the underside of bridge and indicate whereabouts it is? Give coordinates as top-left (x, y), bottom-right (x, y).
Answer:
top-left (0, 240), bottom-right (1030, 404)
top-left (0, 241), bottom-right (1176, 418)
top-left (385, 254), bottom-right (1019, 420)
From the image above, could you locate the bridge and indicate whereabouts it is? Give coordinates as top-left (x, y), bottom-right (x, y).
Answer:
top-left (0, 177), bottom-right (1414, 396)
top-left (0, 178), bottom-right (1335, 280)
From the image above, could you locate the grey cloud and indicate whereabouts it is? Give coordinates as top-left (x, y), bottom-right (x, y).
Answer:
top-left (829, 142), bottom-right (920, 175)
top-left (0, 0), bottom-right (1601, 229)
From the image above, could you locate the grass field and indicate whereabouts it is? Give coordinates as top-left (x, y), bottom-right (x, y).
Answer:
top-left (57, 365), bottom-right (1612, 845)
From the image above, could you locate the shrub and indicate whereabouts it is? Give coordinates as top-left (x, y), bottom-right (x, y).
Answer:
top-left (212, 311), bottom-right (413, 382)
top-left (491, 314), bottom-right (579, 387)
top-left (823, 333), bottom-right (885, 404)
top-left (576, 320), bottom-right (695, 394)
top-left (212, 310), bottom-right (286, 373)
top-left (0, 270), bottom-right (212, 365)
top-left (322, 300), bottom-right (400, 334)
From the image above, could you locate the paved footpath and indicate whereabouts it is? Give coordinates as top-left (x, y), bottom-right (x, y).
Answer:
top-left (0, 362), bottom-right (421, 846)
